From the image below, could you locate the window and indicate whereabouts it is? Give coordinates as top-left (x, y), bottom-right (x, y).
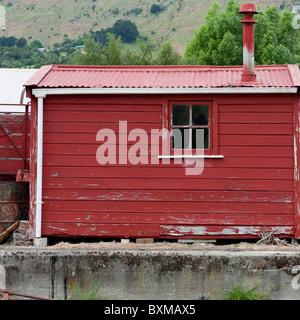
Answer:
top-left (170, 102), bottom-right (211, 152)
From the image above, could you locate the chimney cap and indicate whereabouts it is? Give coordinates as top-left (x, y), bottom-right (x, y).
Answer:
top-left (239, 3), bottom-right (259, 14)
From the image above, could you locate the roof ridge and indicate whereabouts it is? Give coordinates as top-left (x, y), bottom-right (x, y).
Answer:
top-left (51, 65), bottom-right (213, 71)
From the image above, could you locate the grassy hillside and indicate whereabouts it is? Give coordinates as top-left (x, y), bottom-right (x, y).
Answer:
top-left (0, 0), bottom-right (296, 54)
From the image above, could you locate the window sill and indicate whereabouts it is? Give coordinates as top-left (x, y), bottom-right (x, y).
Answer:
top-left (157, 155), bottom-right (224, 159)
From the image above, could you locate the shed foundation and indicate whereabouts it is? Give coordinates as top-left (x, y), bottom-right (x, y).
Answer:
top-left (0, 248), bottom-right (300, 300)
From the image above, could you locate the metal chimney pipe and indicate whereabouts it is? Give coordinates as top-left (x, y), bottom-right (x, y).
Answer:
top-left (239, 3), bottom-right (259, 82)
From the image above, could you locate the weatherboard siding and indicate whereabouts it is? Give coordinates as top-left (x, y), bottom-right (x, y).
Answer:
top-left (0, 113), bottom-right (30, 175)
top-left (32, 94), bottom-right (295, 239)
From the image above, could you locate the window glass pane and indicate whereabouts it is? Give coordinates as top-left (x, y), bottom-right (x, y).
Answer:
top-left (172, 105), bottom-right (189, 126)
top-left (192, 105), bottom-right (209, 126)
top-left (192, 128), bottom-right (209, 149)
top-left (172, 128), bottom-right (190, 149)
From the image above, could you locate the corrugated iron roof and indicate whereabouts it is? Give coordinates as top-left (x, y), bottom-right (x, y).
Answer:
top-left (24, 64), bottom-right (300, 89)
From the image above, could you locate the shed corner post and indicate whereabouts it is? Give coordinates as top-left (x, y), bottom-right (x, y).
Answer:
top-left (294, 94), bottom-right (300, 239)
top-left (31, 90), bottom-right (46, 241)
top-left (28, 96), bottom-right (37, 239)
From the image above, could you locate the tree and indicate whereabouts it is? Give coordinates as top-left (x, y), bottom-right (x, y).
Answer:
top-left (91, 20), bottom-right (139, 46)
top-left (73, 33), bottom-right (183, 66)
top-left (123, 36), bottom-right (154, 65)
top-left (73, 35), bottom-right (106, 65)
top-left (105, 33), bottom-right (122, 65)
top-left (91, 28), bottom-right (113, 47)
top-left (73, 33), bottom-right (124, 65)
top-left (184, 0), bottom-right (300, 66)
top-left (16, 37), bottom-right (27, 48)
top-left (155, 41), bottom-right (181, 65)
top-left (30, 39), bottom-right (43, 49)
top-left (255, 6), bottom-right (300, 64)
top-left (111, 20), bottom-right (139, 43)
top-left (5, 36), bottom-right (17, 47)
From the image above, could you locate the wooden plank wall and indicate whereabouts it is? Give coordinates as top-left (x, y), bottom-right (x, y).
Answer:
top-left (209, 95), bottom-right (294, 238)
top-left (40, 94), bottom-right (295, 239)
top-left (0, 113), bottom-right (30, 176)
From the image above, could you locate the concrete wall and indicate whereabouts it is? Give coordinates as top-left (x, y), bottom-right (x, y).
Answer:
top-left (1, 249), bottom-right (300, 300)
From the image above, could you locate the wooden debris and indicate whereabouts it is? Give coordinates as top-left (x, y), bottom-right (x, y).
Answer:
top-left (0, 221), bottom-right (20, 244)
top-left (136, 238), bottom-right (154, 244)
top-left (257, 232), bottom-right (293, 246)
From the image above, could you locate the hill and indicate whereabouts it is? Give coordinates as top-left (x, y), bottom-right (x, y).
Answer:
top-left (0, 0), bottom-right (296, 54)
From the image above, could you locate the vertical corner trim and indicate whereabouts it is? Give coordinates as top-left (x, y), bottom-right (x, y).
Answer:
top-left (35, 96), bottom-right (44, 238)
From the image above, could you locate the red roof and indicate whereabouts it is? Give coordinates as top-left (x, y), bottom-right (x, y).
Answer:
top-left (25, 64), bottom-right (300, 89)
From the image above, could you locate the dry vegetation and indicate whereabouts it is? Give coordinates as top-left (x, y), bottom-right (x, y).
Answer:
top-left (0, 0), bottom-right (295, 54)
top-left (48, 241), bottom-right (300, 252)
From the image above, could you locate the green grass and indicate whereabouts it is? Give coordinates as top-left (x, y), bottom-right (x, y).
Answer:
top-left (221, 284), bottom-right (274, 300)
top-left (70, 281), bottom-right (102, 300)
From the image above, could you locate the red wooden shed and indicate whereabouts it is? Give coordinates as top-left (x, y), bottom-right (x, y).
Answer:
top-left (24, 4), bottom-right (300, 241)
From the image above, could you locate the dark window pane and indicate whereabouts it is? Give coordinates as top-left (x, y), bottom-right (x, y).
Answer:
top-left (192, 128), bottom-right (209, 149)
top-left (172, 105), bottom-right (189, 126)
top-left (192, 105), bottom-right (209, 126)
top-left (172, 128), bottom-right (190, 149)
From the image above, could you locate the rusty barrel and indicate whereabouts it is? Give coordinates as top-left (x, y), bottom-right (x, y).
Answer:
top-left (0, 182), bottom-right (29, 233)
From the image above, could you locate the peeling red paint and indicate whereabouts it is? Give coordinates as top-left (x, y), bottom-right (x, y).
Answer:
top-left (239, 3), bottom-right (259, 82)
top-left (0, 113), bottom-right (30, 175)
top-left (25, 93), bottom-right (299, 240)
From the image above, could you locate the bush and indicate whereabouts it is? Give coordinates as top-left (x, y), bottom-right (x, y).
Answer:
top-left (133, 7), bottom-right (143, 15)
top-left (150, 4), bottom-right (163, 14)
top-left (112, 20), bottom-right (139, 43)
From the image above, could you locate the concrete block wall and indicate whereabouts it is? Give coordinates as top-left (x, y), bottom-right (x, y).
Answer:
top-left (1, 249), bottom-right (300, 300)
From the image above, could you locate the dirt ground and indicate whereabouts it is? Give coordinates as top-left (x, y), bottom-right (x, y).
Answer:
top-left (3, 232), bottom-right (300, 251)
top-left (41, 239), bottom-right (300, 252)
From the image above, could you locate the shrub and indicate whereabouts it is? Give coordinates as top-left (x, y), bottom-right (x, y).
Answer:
top-left (150, 4), bottom-right (163, 14)
top-left (112, 20), bottom-right (139, 43)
